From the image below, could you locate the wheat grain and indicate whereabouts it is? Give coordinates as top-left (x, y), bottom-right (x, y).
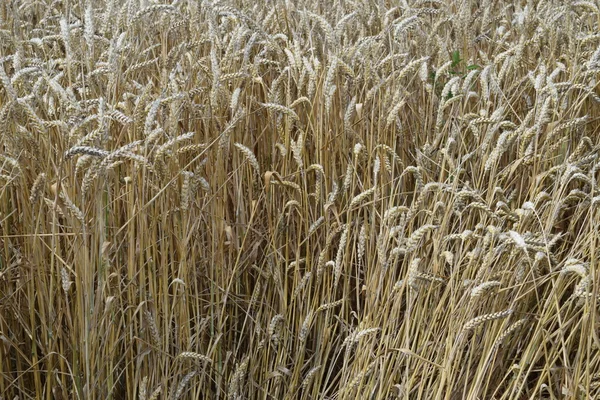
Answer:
top-left (173, 370), bottom-right (196, 400)
top-left (470, 281), bottom-right (502, 299)
top-left (59, 190), bottom-right (84, 223)
top-left (60, 267), bottom-right (72, 293)
top-left (65, 146), bottom-right (109, 159)
top-left (144, 310), bottom-right (161, 348)
top-left (404, 225), bottom-right (439, 253)
top-left (269, 314), bottom-right (284, 346)
top-left (298, 311), bottom-right (313, 343)
top-left (463, 309), bottom-right (513, 332)
top-left (349, 187), bottom-right (375, 209)
top-left (358, 223), bottom-right (367, 264)
top-left (347, 359), bottom-right (378, 392)
top-left (228, 356), bottom-right (249, 400)
top-left (493, 319), bottom-right (527, 349)
top-left (507, 231), bottom-right (527, 253)
top-left (317, 299), bottom-right (344, 312)
top-left (234, 143), bottom-right (260, 177)
top-left (301, 365), bottom-right (321, 390)
top-left (139, 376), bottom-right (148, 400)
top-left (177, 352), bottom-right (211, 363)
top-left (260, 102), bottom-right (299, 120)
top-left (308, 216), bottom-right (325, 236)
top-left (560, 259), bottom-right (589, 278)
top-left (354, 327), bottom-right (380, 342)
top-left (334, 224), bottom-right (350, 287)
top-left (29, 172), bottom-right (46, 203)
top-left (148, 385), bottom-right (162, 400)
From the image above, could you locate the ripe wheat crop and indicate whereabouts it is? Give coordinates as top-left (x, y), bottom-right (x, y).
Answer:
top-left (1, 0), bottom-right (599, 399)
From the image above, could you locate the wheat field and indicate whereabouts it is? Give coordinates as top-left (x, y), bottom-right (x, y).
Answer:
top-left (0, 0), bottom-right (599, 399)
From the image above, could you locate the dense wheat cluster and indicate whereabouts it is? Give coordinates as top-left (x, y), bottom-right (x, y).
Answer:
top-left (0, 0), bottom-right (599, 398)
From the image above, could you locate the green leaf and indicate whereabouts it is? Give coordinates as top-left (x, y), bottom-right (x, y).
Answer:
top-left (451, 50), bottom-right (462, 67)
top-left (466, 64), bottom-right (480, 70)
